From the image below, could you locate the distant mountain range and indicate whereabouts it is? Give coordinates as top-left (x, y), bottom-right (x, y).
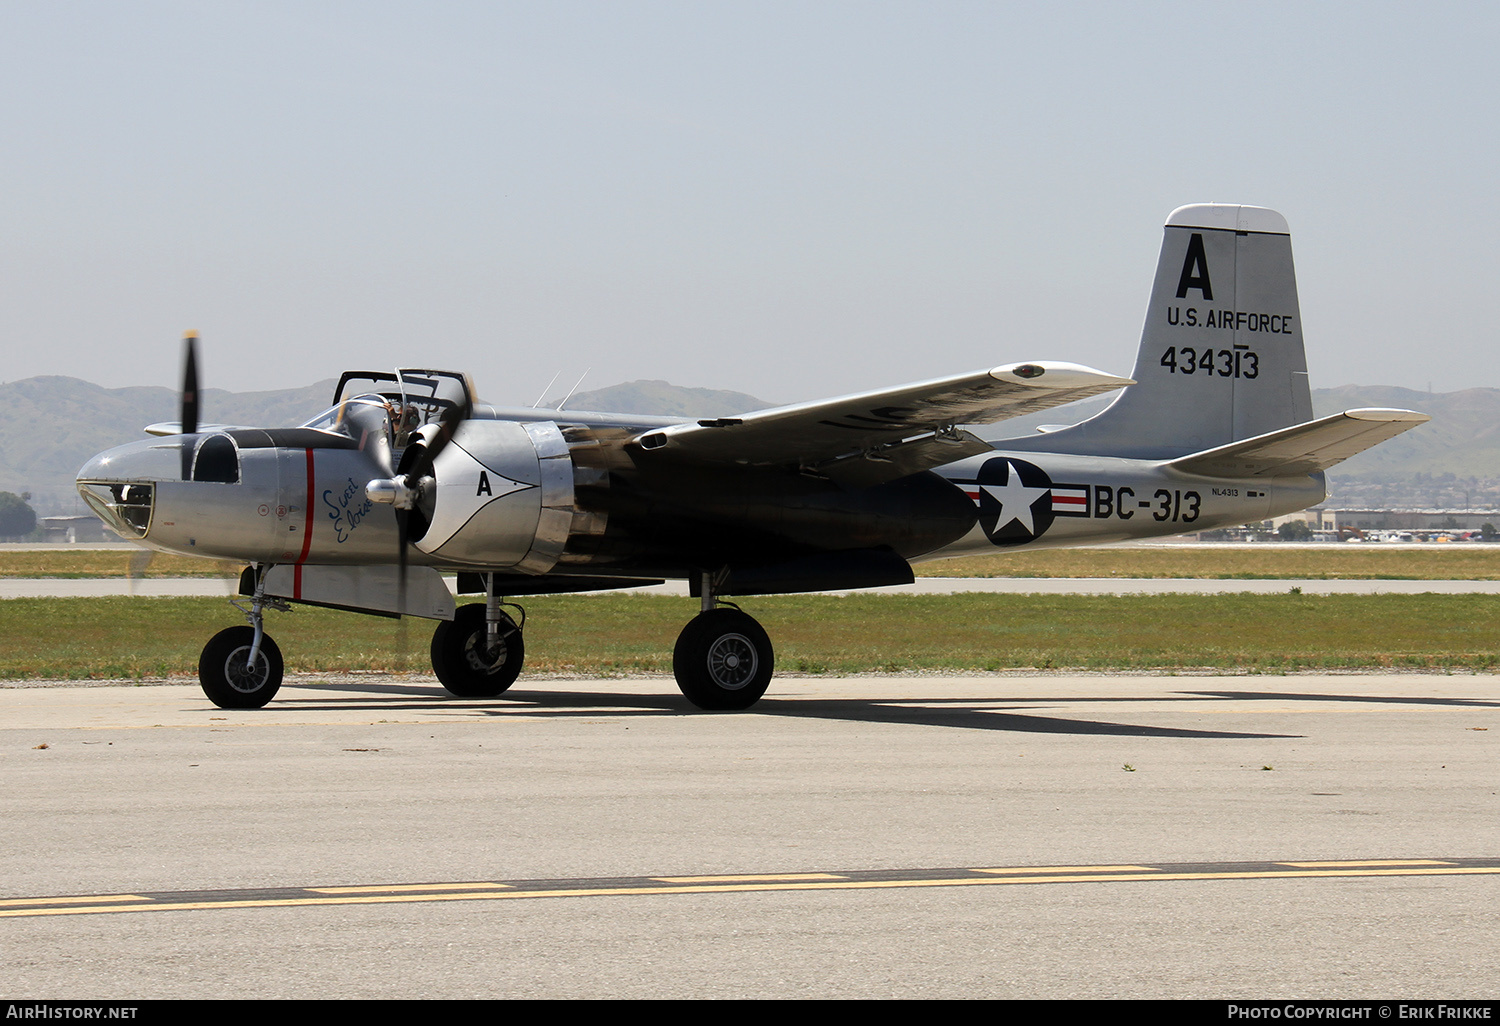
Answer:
top-left (3, 375), bottom-right (1493, 515)
top-left (0, 376), bottom-right (773, 514)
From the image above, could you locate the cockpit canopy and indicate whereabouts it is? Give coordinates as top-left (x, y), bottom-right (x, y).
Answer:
top-left (318, 368), bottom-right (476, 449)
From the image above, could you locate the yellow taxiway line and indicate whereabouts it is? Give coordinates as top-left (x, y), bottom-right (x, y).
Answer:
top-left (2, 858), bottom-right (1495, 919)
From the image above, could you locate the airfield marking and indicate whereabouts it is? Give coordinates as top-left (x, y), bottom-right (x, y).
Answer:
top-left (1, 858), bottom-right (1496, 920)
top-left (0, 894), bottom-right (151, 908)
top-left (652, 873), bottom-right (846, 883)
top-left (973, 864), bottom-right (1156, 874)
top-left (306, 882), bottom-right (514, 894)
top-left (1280, 859), bottom-right (1452, 868)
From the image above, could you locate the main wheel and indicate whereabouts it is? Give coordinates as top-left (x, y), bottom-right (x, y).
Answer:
top-left (673, 608), bottom-right (774, 710)
top-left (199, 626), bottom-right (283, 709)
top-left (431, 603), bottom-right (524, 698)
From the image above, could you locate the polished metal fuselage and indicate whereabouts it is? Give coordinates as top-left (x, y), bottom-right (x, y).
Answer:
top-left (77, 408), bottom-right (1325, 581)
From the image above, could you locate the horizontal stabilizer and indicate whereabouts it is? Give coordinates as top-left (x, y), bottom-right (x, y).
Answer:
top-left (1166, 409), bottom-right (1430, 478)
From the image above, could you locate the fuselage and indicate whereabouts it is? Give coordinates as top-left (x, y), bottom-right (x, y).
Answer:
top-left (76, 401), bottom-right (1324, 587)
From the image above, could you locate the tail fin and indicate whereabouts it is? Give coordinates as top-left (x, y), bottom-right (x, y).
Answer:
top-left (1003, 204), bottom-right (1313, 460)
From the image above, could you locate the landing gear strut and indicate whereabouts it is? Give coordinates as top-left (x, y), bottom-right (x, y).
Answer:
top-left (199, 568), bottom-right (287, 709)
top-left (673, 572), bottom-right (773, 710)
top-left (431, 574), bottom-right (525, 697)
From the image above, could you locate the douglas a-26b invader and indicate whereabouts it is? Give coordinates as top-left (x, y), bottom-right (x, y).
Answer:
top-left (77, 204), bottom-right (1427, 711)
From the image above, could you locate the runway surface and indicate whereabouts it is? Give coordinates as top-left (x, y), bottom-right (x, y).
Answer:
top-left (2, 671), bottom-right (1497, 998)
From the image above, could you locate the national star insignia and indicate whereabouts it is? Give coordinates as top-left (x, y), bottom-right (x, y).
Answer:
top-left (981, 462), bottom-right (1051, 535)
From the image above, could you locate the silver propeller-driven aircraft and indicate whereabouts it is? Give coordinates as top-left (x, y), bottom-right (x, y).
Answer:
top-left (77, 204), bottom-right (1427, 711)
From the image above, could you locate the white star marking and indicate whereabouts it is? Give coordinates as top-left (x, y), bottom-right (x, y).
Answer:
top-left (980, 462), bottom-right (1051, 536)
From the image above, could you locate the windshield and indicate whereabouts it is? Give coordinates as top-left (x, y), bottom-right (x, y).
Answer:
top-left (300, 395), bottom-right (393, 437)
top-left (298, 395), bottom-right (399, 467)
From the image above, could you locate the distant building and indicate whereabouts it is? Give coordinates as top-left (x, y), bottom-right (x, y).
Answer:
top-left (1245, 507), bottom-right (1500, 540)
top-left (36, 515), bottom-right (112, 543)
top-left (1312, 508), bottom-right (1500, 532)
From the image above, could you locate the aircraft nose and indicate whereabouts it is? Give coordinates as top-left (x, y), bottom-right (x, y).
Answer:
top-left (75, 449), bottom-right (119, 484)
top-left (75, 438), bottom-right (181, 540)
top-left (76, 437), bottom-right (184, 484)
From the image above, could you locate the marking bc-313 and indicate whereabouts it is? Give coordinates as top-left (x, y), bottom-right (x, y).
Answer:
top-left (952, 459), bottom-right (1210, 549)
top-left (1081, 484), bottom-right (1202, 523)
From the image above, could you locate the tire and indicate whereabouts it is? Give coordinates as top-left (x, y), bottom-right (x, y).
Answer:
top-left (431, 603), bottom-right (524, 698)
top-left (673, 608), bottom-right (774, 711)
top-left (199, 626), bottom-right (283, 709)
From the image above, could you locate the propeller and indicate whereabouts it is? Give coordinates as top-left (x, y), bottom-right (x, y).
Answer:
top-left (179, 332), bottom-right (200, 481)
top-left (125, 546), bottom-right (155, 596)
top-left (366, 390), bottom-right (473, 618)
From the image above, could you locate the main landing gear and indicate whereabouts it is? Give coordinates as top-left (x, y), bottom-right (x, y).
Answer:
top-left (430, 584), bottom-right (525, 698)
top-left (426, 571), bottom-right (774, 710)
top-left (672, 573), bottom-right (774, 710)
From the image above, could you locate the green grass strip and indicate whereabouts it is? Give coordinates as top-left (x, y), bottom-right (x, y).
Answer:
top-left (2, 593), bottom-right (1495, 679)
top-left (7, 545), bottom-right (1500, 580)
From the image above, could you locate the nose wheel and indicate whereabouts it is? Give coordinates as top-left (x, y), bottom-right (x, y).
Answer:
top-left (199, 626), bottom-right (284, 709)
top-left (673, 607), bottom-right (774, 710)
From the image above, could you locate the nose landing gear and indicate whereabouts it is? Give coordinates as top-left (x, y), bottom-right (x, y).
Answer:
top-left (198, 567), bottom-right (288, 709)
top-left (199, 626), bottom-right (284, 708)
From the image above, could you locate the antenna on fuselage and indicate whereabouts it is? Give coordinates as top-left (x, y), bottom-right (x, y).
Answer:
top-left (532, 370), bottom-right (563, 409)
top-left (556, 368), bottom-right (591, 411)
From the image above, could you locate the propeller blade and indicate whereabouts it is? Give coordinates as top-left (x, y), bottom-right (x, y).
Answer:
top-left (179, 332), bottom-right (200, 481)
top-left (125, 547), bottom-right (155, 596)
top-left (180, 332), bottom-right (199, 435)
top-left (373, 387), bottom-right (474, 628)
top-left (406, 393), bottom-right (472, 483)
top-left (395, 506), bottom-right (409, 617)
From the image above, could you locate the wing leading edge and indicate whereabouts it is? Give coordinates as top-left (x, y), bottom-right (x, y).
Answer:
top-left (631, 362), bottom-right (1133, 487)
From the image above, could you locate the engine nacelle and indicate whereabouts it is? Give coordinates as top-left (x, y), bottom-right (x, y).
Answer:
top-left (414, 421), bottom-right (578, 573)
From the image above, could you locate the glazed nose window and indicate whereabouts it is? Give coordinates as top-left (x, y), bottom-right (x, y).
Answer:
top-left (77, 481), bottom-right (155, 538)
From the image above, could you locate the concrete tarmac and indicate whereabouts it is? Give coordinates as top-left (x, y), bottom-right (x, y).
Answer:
top-left (2, 671), bottom-right (1497, 999)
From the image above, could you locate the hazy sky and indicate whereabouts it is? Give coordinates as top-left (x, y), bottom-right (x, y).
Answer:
top-left (3, 1), bottom-right (1497, 407)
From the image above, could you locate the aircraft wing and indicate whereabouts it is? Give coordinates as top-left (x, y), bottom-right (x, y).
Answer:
top-left (630, 362), bottom-right (1133, 486)
top-left (1166, 408), bottom-right (1430, 478)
